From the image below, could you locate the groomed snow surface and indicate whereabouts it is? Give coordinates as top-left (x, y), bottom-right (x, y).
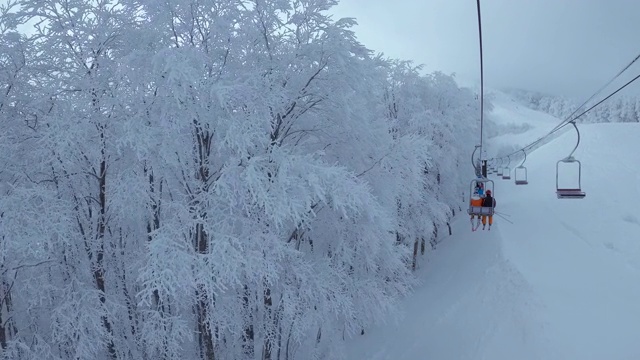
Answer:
top-left (347, 92), bottom-right (640, 360)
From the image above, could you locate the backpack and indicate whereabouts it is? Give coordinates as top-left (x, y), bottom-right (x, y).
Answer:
top-left (482, 195), bottom-right (496, 208)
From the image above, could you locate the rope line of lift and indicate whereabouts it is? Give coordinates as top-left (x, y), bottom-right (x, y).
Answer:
top-left (494, 51), bottom-right (640, 162)
top-left (466, 0), bottom-right (496, 231)
top-left (553, 72), bottom-right (640, 134)
top-left (521, 70), bottom-right (640, 157)
top-left (542, 51), bottom-right (640, 139)
top-left (471, 10), bottom-right (640, 208)
top-left (476, 0), bottom-right (485, 153)
top-left (492, 70), bottom-right (640, 199)
top-left (485, 51), bottom-right (640, 199)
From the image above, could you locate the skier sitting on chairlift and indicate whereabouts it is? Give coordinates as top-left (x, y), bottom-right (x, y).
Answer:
top-left (481, 189), bottom-right (496, 231)
top-left (469, 182), bottom-right (484, 228)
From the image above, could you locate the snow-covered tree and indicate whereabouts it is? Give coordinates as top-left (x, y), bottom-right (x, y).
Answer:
top-left (509, 88), bottom-right (640, 124)
top-left (1, 0), bottom-right (483, 359)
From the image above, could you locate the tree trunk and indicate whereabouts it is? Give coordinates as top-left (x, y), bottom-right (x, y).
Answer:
top-left (0, 277), bottom-right (17, 351)
top-left (195, 223), bottom-right (215, 360)
top-left (145, 165), bottom-right (170, 359)
top-left (412, 238), bottom-right (419, 271)
top-left (193, 124), bottom-right (216, 360)
top-left (262, 286), bottom-right (273, 360)
top-left (93, 137), bottom-right (117, 359)
top-left (242, 284), bottom-right (254, 357)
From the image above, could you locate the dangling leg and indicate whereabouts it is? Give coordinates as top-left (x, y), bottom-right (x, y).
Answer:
top-left (488, 215), bottom-right (493, 230)
top-left (471, 215), bottom-right (481, 232)
top-left (481, 215), bottom-right (487, 230)
top-left (473, 217), bottom-right (482, 232)
top-left (471, 215), bottom-right (480, 231)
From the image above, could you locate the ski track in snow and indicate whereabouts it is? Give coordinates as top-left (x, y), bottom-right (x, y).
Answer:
top-left (347, 91), bottom-right (640, 360)
top-left (347, 215), bottom-right (557, 360)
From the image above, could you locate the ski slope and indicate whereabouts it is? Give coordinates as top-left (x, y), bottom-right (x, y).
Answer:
top-left (486, 89), bottom-right (567, 159)
top-left (347, 92), bottom-right (640, 360)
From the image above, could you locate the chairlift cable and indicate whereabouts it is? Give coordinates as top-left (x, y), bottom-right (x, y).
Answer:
top-left (483, 54), bottom-right (640, 166)
top-left (504, 61), bottom-right (640, 159)
top-left (558, 72), bottom-right (640, 130)
top-left (476, 0), bottom-right (485, 157)
top-left (546, 51), bottom-right (640, 135)
top-left (536, 71), bottom-right (640, 145)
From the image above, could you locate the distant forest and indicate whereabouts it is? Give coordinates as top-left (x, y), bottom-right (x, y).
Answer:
top-left (507, 89), bottom-right (640, 123)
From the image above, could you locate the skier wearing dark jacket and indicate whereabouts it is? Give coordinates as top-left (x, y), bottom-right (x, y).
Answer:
top-left (481, 190), bottom-right (496, 230)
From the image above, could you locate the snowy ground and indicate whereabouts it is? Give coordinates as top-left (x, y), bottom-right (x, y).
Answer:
top-left (347, 92), bottom-right (640, 360)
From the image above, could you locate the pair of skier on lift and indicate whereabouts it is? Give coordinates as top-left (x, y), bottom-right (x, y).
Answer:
top-left (471, 184), bottom-right (496, 231)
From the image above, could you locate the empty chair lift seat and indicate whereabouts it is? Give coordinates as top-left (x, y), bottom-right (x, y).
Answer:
top-left (555, 122), bottom-right (586, 200)
top-left (514, 166), bottom-right (528, 185)
top-left (556, 188), bottom-right (586, 199)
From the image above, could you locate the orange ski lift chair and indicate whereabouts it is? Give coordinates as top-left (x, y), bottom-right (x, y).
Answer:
top-left (468, 178), bottom-right (495, 217)
top-left (514, 149), bottom-right (528, 185)
top-left (496, 158), bottom-right (504, 177)
top-left (556, 121), bottom-right (586, 199)
top-left (502, 155), bottom-right (511, 180)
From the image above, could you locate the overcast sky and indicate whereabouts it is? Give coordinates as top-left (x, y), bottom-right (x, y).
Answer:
top-left (330, 0), bottom-right (640, 98)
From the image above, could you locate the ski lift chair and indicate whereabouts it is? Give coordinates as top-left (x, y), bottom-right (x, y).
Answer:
top-left (515, 167), bottom-right (528, 185)
top-left (514, 150), bottom-right (528, 185)
top-left (502, 156), bottom-right (511, 180)
top-left (487, 159), bottom-right (495, 173)
top-left (556, 121), bottom-right (586, 199)
top-left (468, 178), bottom-right (495, 217)
top-left (497, 158), bottom-right (503, 176)
top-left (556, 157), bottom-right (585, 198)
